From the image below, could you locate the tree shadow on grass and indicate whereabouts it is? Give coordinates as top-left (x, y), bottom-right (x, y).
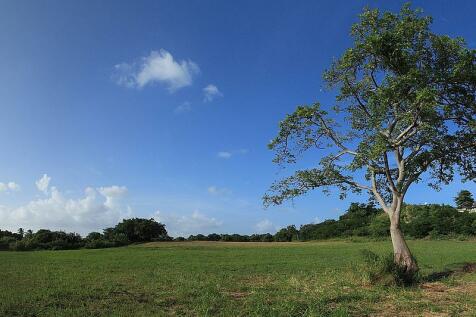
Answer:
top-left (422, 262), bottom-right (475, 283)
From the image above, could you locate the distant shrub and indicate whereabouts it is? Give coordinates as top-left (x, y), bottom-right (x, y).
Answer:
top-left (274, 225), bottom-right (299, 242)
top-left (86, 232), bottom-right (103, 241)
top-left (261, 233), bottom-right (274, 242)
top-left (369, 214), bottom-right (390, 237)
top-left (84, 239), bottom-right (122, 249)
top-left (112, 218), bottom-right (169, 242)
top-left (0, 236), bottom-right (16, 250)
top-left (207, 233), bottom-right (221, 241)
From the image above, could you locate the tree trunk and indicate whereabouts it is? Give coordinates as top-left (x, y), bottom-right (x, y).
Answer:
top-left (390, 222), bottom-right (418, 274)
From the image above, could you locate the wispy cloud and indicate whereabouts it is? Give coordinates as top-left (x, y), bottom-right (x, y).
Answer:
top-left (174, 101), bottom-right (192, 114)
top-left (35, 174), bottom-right (51, 195)
top-left (255, 219), bottom-right (277, 233)
top-left (217, 151), bottom-right (232, 159)
top-left (203, 84), bottom-right (223, 102)
top-left (207, 185), bottom-right (231, 196)
top-left (217, 149), bottom-right (248, 159)
top-left (113, 49), bottom-right (199, 92)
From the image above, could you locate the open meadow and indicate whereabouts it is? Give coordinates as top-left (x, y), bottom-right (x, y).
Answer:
top-left (1, 240), bottom-right (475, 316)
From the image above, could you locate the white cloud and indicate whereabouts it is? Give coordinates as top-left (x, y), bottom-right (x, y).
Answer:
top-left (0, 182), bottom-right (20, 193)
top-left (0, 177), bottom-right (131, 235)
top-left (114, 49), bottom-right (199, 92)
top-left (154, 210), bottom-right (223, 237)
top-left (207, 186), bottom-right (231, 196)
top-left (203, 84), bottom-right (223, 102)
top-left (255, 219), bottom-right (276, 233)
top-left (174, 101), bottom-right (192, 114)
top-left (98, 185), bottom-right (127, 197)
top-left (217, 151), bottom-right (232, 159)
top-left (36, 174), bottom-right (51, 194)
top-left (98, 186), bottom-right (128, 209)
top-left (313, 217), bottom-right (322, 224)
top-left (217, 149), bottom-right (249, 159)
top-left (8, 182), bottom-right (20, 191)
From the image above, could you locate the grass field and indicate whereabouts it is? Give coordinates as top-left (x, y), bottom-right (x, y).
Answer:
top-left (1, 240), bottom-right (475, 316)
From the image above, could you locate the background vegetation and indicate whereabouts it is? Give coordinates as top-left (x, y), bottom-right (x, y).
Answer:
top-left (2, 193), bottom-right (476, 251)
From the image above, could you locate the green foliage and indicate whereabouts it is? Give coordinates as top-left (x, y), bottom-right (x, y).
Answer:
top-left (206, 233), bottom-right (221, 241)
top-left (454, 190), bottom-right (475, 209)
top-left (0, 218), bottom-right (169, 251)
top-left (9, 229), bottom-right (84, 251)
top-left (0, 236), bottom-right (16, 251)
top-left (299, 202), bottom-right (476, 241)
top-left (369, 213), bottom-right (390, 237)
top-left (299, 203), bottom-right (381, 240)
top-left (265, 3), bottom-right (476, 225)
top-left (274, 225), bottom-right (299, 242)
top-left (86, 232), bottom-right (103, 241)
top-left (1, 201), bottom-right (474, 251)
top-left (112, 218), bottom-right (169, 242)
top-left (187, 234), bottom-right (208, 241)
top-left (401, 204), bottom-right (476, 238)
top-left (0, 229), bottom-right (22, 241)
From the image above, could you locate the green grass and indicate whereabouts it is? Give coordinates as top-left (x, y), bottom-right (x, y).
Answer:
top-left (1, 240), bottom-right (475, 316)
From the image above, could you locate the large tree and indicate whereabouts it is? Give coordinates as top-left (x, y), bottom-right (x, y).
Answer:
top-left (264, 4), bottom-right (475, 274)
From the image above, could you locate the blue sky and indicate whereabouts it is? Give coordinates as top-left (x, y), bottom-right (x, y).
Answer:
top-left (0, 0), bottom-right (475, 236)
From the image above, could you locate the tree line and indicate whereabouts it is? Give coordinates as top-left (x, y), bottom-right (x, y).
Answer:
top-left (0, 218), bottom-right (170, 251)
top-left (185, 202), bottom-right (476, 242)
top-left (1, 190), bottom-right (475, 251)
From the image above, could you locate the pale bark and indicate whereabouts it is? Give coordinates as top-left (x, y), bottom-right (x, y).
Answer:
top-left (371, 175), bottom-right (419, 273)
top-left (388, 199), bottom-right (418, 274)
top-left (390, 223), bottom-right (418, 273)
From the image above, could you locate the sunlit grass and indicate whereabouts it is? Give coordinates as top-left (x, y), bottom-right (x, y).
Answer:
top-left (1, 240), bottom-right (475, 316)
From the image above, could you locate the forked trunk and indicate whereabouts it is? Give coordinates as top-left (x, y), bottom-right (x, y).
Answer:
top-left (390, 222), bottom-right (418, 274)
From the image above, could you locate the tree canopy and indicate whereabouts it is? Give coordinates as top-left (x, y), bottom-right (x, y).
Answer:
top-left (265, 4), bottom-right (475, 211)
top-left (455, 190), bottom-right (475, 210)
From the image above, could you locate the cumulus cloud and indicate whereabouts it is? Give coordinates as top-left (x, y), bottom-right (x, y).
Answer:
top-left (154, 210), bottom-right (223, 237)
top-left (113, 49), bottom-right (199, 92)
top-left (0, 176), bottom-right (131, 234)
top-left (174, 101), bottom-right (192, 114)
top-left (0, 182), bottom-right (20, 193)
top-left (35, 174), bottom-right (51, 194)
top-left (203, 84), bottom-right (223, 102)
top-left (255, 219), bottom-right (276, 234)
top-left (98, 186), bottom-right (128, 209)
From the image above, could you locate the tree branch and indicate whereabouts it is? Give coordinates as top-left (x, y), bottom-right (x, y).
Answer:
top-left (370, 169), bottom-right (390, 213)
top-left (383, 152), bottom-right (398, 193)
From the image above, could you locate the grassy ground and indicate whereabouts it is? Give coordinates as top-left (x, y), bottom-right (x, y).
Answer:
top-left (0, 240), bottom-right (475, 316)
